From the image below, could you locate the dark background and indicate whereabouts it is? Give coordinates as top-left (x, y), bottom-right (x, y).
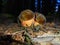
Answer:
top-left (0, 0), bottom-right (60, 24)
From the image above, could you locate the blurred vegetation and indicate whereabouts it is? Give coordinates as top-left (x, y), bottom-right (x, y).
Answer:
top-left (0, 13), bottom-right (15, 24)
top-left (46, 12), bottom-right (60, 23)
top-left (0, 13), bottom-right (14, 18)
top-left (2, 0), bottom-right (8, 5)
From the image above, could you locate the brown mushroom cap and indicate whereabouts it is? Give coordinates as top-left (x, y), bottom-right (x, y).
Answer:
top-left (19, 9), bottom-right (34, 21)
top-left (35, 12), bottom-right (46, 25)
